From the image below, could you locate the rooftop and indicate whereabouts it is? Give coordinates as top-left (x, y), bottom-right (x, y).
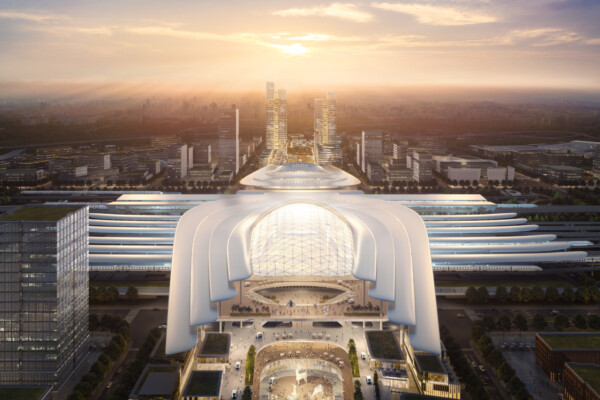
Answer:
top-left (199, 333), bottom-right (230, 355)
top-left (539, 333), bottom-right (600, 350)
top-left (415, 354), bottom-right (446, 374)
top-left (183, 371), bottom-right (221, 397)
top-left (0, 387), bottom-right (49, 400)
top-left (568, 363), bottom-right (600, 394)
top-left (132, 365), bottom-right (179, 397)
top-left (0, 206), bottom-right (82, 222)
top-left (366, 330), bottom-right (403, 360)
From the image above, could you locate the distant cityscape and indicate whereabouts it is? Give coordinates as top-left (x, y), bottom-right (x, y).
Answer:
top-left (0, 84), bottom-right (600, 400)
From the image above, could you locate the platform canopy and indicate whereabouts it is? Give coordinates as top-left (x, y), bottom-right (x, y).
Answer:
top-left (240, 162), bottom-right (360, 189)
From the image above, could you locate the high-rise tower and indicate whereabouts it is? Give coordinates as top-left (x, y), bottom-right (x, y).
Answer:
top-left (218, 106), bottom-right (239, 175)
top-left (265, 82), bottom-right (287, 153)
top-left (0, 205), bottom-right (89, 388)
top-left (314, 92), bottom-right (340, 165)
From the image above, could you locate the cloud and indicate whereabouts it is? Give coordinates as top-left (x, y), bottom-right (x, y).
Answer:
top-left (585, 38), bottom-right (600, 45)
top-left (0, 10), bottom-right (68, 22)
top-left (501, 28), bottom-right (583, 46)
top-left (272, 3), bottom-right (374, 23)
top-left (371, 2), bottom-right (496, 25)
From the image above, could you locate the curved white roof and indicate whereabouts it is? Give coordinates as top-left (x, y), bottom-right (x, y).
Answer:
top-left (240, 162), bottom-right (360, 189)
top-left (166, 192), bottom-right (440, 356)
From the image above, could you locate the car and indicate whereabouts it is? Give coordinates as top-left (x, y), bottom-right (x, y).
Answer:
top-left (235, 361), bottom-right (241, 370)
top-left (106, 381), bottom-right (113, 389)
top-left (366, 376), bottom-right (372, 384)
top-left (232, 389), bottom-right (237, 398)
top-left (471, 361), bottom-right (477, 368)
top-left (348, 298), bottom-right (355, 304)
top-left (550, 310), bottom-right (559, 316)
top-left (479, 365), bottom-right (486, 373)
top-left (456, 313), bottom-right (465, 318)
top-left (256, 332), bottom-right (263, 339)
top-left (337, 280), bottom-right (343, 285)
top-left (361, 352), bottom-right (366, 360)
top-left (244, 282), bottom-right (251, 287)
top-left (269, 377), bottom-right (276, 384)
top-left (158, 324), bottom-right (167, 329)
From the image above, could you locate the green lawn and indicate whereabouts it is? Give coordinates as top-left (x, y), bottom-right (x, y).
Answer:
top-left (570, 364), bottom-right (600, 394)
top-left (0, 388), bottom-right (47, 400)
top-left (184, 371), bottom-right (221, 396)
top-left (0, 206), bottom-right (81, 221)
top-left (540, 334), bottom-right (600, 349)
top-left (366, 331), bottom-right (403, 360)
top-left (416, 354), bottom-right (445, 374)
top-left (200, 333), bottom-right (229, 355)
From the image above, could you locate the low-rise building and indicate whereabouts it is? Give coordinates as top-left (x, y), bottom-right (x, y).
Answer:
top-left (563, 363), bottom-right (600, 400)
top-left (547, 165), bottom-right (584, 182)
top-left (535, 333), bottom-right (600, 381)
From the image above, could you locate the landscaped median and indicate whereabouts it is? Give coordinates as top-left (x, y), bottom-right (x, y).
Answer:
top-left (347, 339), bottom-right (360, 377)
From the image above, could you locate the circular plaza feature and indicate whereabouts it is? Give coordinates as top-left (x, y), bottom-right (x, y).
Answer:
top-left (253, 342), bottom-right (352, 399)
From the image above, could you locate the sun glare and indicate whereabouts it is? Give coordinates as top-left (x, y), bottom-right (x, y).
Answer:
top-left (279, 42), bottom-right (308, 55)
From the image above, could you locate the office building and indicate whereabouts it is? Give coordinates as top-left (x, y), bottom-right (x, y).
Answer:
top-left (314, 92), bottom-right (336, 146)
top-left (535, 333), bottom-right (600, 382)
top-left (167, 144), bottom-right (188, 180)
top-left (361, 130), bottom-right (383, 173)
top-left (0, 206), bottom-right (89, 388)
top-left (563, 363), bottom-right (600, 400)
top-left (411, 150), bottom-right (433, 183)
top-left (218, 107), bottom-right (239, 175)
top-left (265, 82), bottom-right (287, 153)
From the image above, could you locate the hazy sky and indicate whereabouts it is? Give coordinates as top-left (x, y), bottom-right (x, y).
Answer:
top-left (1, 0), bottom-right (599, 90)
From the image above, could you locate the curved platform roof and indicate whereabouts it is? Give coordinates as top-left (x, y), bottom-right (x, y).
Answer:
top-left (240, 162), bottom-right (360, 189)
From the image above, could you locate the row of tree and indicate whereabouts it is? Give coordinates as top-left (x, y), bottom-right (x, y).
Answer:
top-left (107, 327), bottom-right (162, 400)
top-left (347, 339), bottom-right (360, 377)
top-left (67, 315), bottom-right (131, 400)
top-left (439, 325), bottom-right (489, 400)
top-left (465, 285), bottom-right (600, 305)
top-left (471, 321), bottom-right (532, 400)
top-left (245, 345), bottom-right (256, 386)
top-left (89, 286), bottom-right (139, 304)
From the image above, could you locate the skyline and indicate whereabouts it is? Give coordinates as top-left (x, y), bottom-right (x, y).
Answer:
top-left (0, 1), bottom-right (599, 91)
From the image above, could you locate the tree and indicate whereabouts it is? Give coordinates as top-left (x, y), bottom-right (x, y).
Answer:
top-left (554, 314), bottom-right (570, 331)
top-left (520, 287), bottom-right (533, 303)
top-left (89, 313), bottom-right (100, 331)
top-left (482, 314), bottom-right (496, 331)
top-left (513, 313), bottom-right (528, 332)
top-left (562, 287), bottom-right (575, 303)
top-left (466, 286), bottom-right (478, 303)
top-left (125, 286), bottom-right (138, 302)
top-left (374, 371), bottom-right (381, 400)
top-left (354, 379), bottom-right (364, 400)
top-left (575, 287), bottom-right (590, 304)
top-left (496, 286), bottom-right (509, 303)
top-left (573, 314), bottom-right (587, 330)
top-left (477, 287), bottom-right (489, 303)
top-left (509, 286), bottom-right (522, 303)
top-left (587, 314), bottom-right (600, 330)
top-left (532, 314), bottom-right (547, 331)
top-left (531, 286), bottom-right (545, 302)
top-left (242, 386), bottom-right (252, 400)
top-left (497, 314), bottom-right (512, 331)
top-left (545, 287), bottom-right (560, 303)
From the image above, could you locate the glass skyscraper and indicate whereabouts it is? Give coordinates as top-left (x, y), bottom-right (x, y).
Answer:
top-left (0, 205), bottom-right (89, 388)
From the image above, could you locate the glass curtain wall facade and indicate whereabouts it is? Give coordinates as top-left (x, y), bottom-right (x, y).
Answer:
top-left (218, 108), bottom-right (239, 175)
top-left (0, 207), bottom-right (89, 387)
top-left (250, 203), bottom-right (354, 277)
top-left (265, 82), bottom-right (287, 153)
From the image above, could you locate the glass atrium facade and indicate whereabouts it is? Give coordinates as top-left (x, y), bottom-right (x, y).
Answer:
top-left (250, 203), bottom-right (354, 276)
